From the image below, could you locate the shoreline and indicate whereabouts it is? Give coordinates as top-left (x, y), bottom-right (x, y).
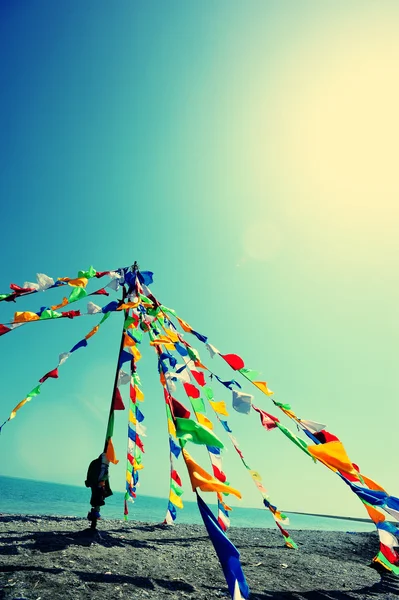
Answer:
top-left (1, 513), bottom-right (398, 599)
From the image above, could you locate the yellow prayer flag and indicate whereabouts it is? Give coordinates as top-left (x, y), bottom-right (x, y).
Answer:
top-left (164, 328), bottom-right (180, 343)
top-left (169, 490), bottom-right (184, 509)
top-left (130, 345), bottom-right (142, 362)
top-left (209, 400), bottom-right (229, 416)
top-left (249, 470), bottom-right (262, 482)
top-left (196, 413), bottom-right (214, 430)
top-left (135, 386), bottom-right (144, 401)
top-left (307, 441), bottom-right (358, 475)
top-left (9, 398), bottom-right (30, 420)
top-left (129, 409), bottom-right (137, 424)
top-left (253, 381), bottom-right (274, 396)
top-left (167, 418), bottom-right (176, 437)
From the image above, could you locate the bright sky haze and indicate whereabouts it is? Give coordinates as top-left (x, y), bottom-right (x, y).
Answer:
top-left (1, 1), bottom-right (399, 519)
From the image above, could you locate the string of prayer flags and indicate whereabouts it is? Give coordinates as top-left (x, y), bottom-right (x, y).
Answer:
top-left (204, 386), bottom-right (297, 548)
top-left (0, 266), bottom-right (115, 304)
top-left (0, 310), bottom-right (113, 430)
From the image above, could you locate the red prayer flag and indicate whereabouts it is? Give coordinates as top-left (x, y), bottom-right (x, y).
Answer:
top-left (314, 429), bottom-right (340, 444)
top-left (90, 288), bottom-right (109, 296)
top-left (171, 469), bottom-right (182, 487)
top-left (135, 433), bottom-right (145, 452)
top-left (218, 517), bottom-right (227, 532)
top-left (130, 385), bottom-right (136, 403)
top-left (0, 324), bottom-right (11, 336)
top-left (39, 368), bottom-right (59, 383)
top-left (380, 543), bottom-right (399, 564)
top-left (171, 397), bottom-right (191, 419)
top-left (191, 370), bottom-right (206, 387)
top-left (221, 353), bottom-right (245, 370)
top-left (212, 465), bottom-right (227, 482)
top-left (183, 382), bottom-right (200, 399)
top-left (10, 283), bottom-right (35, 294)
top-left (276, 521), bottom-right (290, 538)
top-left (61, 310), bottom-right (81, 319)
top-left (95, 271), bottom-right (109, 278)
top-left (253, 405), bottom-right (279, 431)
top-left (113, 388), bottom-right (125, 410)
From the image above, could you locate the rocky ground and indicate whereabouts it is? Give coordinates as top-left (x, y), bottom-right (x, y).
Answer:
top-left (1, 514), bottom-right (398, 599)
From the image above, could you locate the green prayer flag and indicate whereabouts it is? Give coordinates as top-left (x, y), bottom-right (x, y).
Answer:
top-left (239, 368), bottom-right (259, 381)
top-left (27, 385), bottom-right (41, 398)
top-left (170, 480), bottom-right (184, 496)
top-left (187, 346), bottom-right (200, 362)
top-left (69, 287), bottom-right (87, 303)
top-left (276, 422), bottom-right (312, 457)
top-left (134, 447), bottom-right (142, 462)
top-left (78, 266), bottom-right (96, 279)
top-left (40, 309), bottom-right (61, 320)
top-left (106, 412), bottom-right (115, 438)
top-left (130, 328), bottom-right (143, 343)
top-left (204, 387), bottom-right (214, 400)
top-left (132, 372), bottom-right (141, 386)
top-left (161, 305), bottom-right (177, 317)
top-left (0, 294), bottom-right (11, 300)
top-left (375, 551), bottom-right (399, 575)
top-left (100, 312), bottom-right (111, 324)
top-left (175, 417), bottom-right (224, 448)
top-left (124, 316), bottom-right (136, 329)
top-left (190, 397), bottom-right (206, 413)
top-left (127, 462), bottom-right (133, 473)
top-left (274, 401), bottom-right (292, 411)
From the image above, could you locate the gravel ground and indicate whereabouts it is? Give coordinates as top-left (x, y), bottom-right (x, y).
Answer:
top-left (0, 514), bottom-right (398, 599)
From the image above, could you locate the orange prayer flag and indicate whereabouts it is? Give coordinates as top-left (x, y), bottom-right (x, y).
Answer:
top-left (364, 503), bottom-right (386, 523)
top-left (51, 297), bottom-right (69, 310)
top-left (177, 317), bottom-right (192, 333)
top-left (182, 449), bottom-right (241, 499)
top-left (85, 325), bottom-right (99, 340)
top-left (67, 277), bottom-right (89, 288)
top-left (307, 441), bottom-right (358, 475)
top-left (124, 333), bottom-right (136, 347)
top-left (361, 475), bottom-right (386, 492)
top-left (14, 311), bottom-right (40, 323)
top-left (117, 301), bottom-right (140, 310)
top-left (253, 381), bottom-right (274, 396)
top-left (105, 438), bottom-right (119, 464)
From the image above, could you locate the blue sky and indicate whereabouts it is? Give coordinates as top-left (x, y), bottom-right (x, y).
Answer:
top-left (1, 1), bottom-right (399, 519)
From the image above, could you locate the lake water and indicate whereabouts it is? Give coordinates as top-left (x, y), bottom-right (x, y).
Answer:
top-left (0, 475), bottom-right (374, 532)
